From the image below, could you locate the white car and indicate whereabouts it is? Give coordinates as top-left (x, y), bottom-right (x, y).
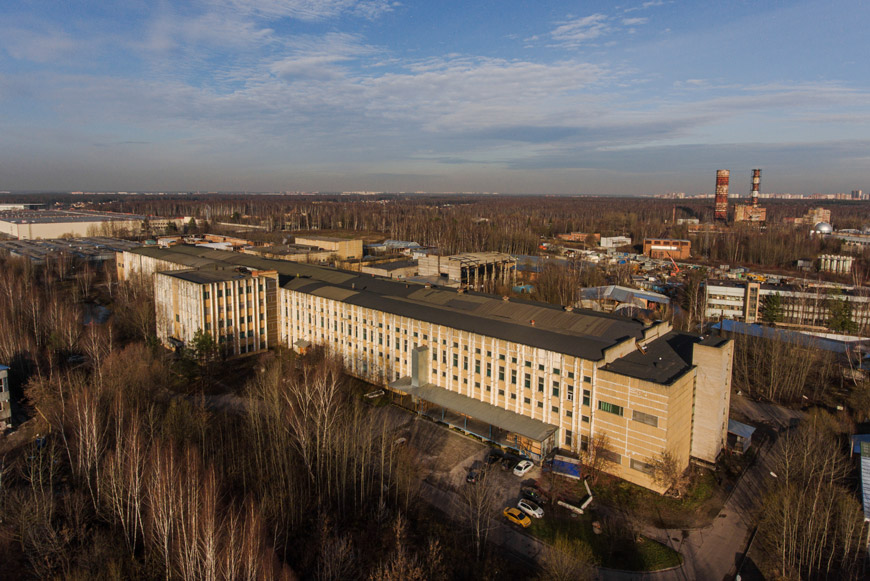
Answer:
top-left (517, 498), bottom-right (544, 519)
top-left (513, 460), bottom-right (533, 477)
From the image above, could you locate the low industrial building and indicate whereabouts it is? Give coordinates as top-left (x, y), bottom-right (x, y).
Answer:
top-left (642, 239), bottom-right (691, 260)
top-left (819, 254), bottom-right (854, 274)
top-left (600, 236), bottom-right (632, 249)
top-left (360, 259), bottom-right (418, 279)
top-left (0, 210), bottom-right (184, 240)
top-left (120, 245), bottom-right (734, 493)
top-left (292, 235), bottom-right (363, 260)
top-left (578, 285), bottom-right (670, 314)
top-left (417, 252), bottom-right (516, 291)
top-left (0, 237), bottom-right (140, 264)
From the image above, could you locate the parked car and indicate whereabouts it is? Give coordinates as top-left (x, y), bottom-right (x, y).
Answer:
top-left (466, 470), bottom-right (480, 484)
top-left (517, 498), bottom-right (544, 519)
top-left (503, 507), bottom-right (531, 528)
top-left (520, 486), bottom-right (547, 505)
top-left (513, 460), bottom-right (534, 477)
top-left (486, 450), bottom-right (503, 466)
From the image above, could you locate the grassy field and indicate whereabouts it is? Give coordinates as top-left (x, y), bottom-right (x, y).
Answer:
top-left (527, 509), bottom-right (682, 571)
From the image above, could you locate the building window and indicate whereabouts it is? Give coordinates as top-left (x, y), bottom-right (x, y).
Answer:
top-left (599, 449), bottom-right (621, 464)
top-left (475, 361), bottom-right (481, 374)
top-left (510, 393), bottom-right (516, 400)
top-left (598, 401), bottom-right (624, 416)
top-left (486, 363), bottom-right (491, 377)
top-left (567, 371), bottom-right (575, 379)
top-left (565, 430), bottom-right (572, 447)
top-left (537, 401), bottom-right (543, 408)
top-left (498, 389), bottom-right (505, 396)
top-left (580, 435), bottom-right (589, 452)
top-left (553, 368), bottom-right (560, 375)
top-left (538, 364), bottom-right (544, 371)
top-left (567, 387), bottom-right (574, 401)
top-left (524, 397), bottom-right (531, 404)
top-left (552, 383), bottom-right (559, 397)
top-left (475, 348), bottom-right (481, 354)
top-left (524, 374), bottom-right (531, 388)
top-left (630, 459), bottom-right (654, 474)
top-left (463, 356), bottom-right (468, 370)
top-left (511, 357), bottom-right (517, 364)
top-left (584, 375), bottom-right (592, 383)
top-left (632, 410), bottom-right (659, 428)
top-left (538, 377), bottom-right (544, 393)
top-left (582, 389), bottom-right (591, 406)
top-left (475, 382), bottom-right (480, 389)
top-left (498, 367), bottom-right (505, 381)
top-left (453, 354), bottom-right (459, 367)
top-left (551, 406), bottom-right (559, 413)
top-left (433, 351), bottom-right (438, 362)
top-left (525, 361), bottom-right (531, 368)
top-left (582, 415), bottom-right (590, 423)
top-left (499, 354), bottom-right (505, 361)
top-left (566, 410), bottom-right (573, 418)
top-left (486, 350), bottom-right (491, 358)
top-left (511, 369), bottom-right (517, 384)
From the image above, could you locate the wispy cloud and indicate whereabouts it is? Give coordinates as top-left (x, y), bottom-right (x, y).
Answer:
top-left (221, 0), bottom-right (396, 21)
top-left (550, 14), bottom-right (611, 46)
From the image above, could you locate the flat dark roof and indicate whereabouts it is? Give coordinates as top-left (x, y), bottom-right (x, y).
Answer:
top-left (128, 245), bottom-right (704, 381)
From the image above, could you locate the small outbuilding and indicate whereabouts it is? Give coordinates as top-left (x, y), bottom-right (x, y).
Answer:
top-left (727, 419), bottom-right (756, 454)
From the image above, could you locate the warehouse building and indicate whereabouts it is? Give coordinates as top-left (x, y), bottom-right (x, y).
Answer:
top-left (417, 252), bottom-right (516, 291)
top-left (120, 245), bottom-right (733, 493)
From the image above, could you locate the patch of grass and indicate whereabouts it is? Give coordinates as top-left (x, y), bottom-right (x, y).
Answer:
top-left (527, 510), bottom-right (682, 572)
top-left (594, 469), bottom-right (723, 529)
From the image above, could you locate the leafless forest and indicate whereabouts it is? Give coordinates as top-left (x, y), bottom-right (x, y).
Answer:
top-left (0, 257), bottom-right (521, 579)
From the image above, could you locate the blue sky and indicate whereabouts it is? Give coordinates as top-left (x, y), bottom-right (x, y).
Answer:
top-left (1, 0), bottom-right (868, 194)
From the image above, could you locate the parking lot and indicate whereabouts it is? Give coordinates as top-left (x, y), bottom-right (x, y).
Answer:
top-left (387, 405), bottom-right (547, 521)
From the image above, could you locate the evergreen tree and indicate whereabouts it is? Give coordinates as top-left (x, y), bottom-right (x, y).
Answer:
top-left (827, 291), bottom-right (856, 333)
top-left (761, 292), bottom-right (783, 324)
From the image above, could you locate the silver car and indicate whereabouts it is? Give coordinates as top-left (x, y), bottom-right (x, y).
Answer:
top-left (517, 498), bottom-right (544, 519)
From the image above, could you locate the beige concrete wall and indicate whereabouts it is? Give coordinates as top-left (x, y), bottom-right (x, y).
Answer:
top-left (293, 236), bottom-right (363, 260)
top-left (155, 271), bottom-right (278, 355)
top-left (691, 340), bottom-right (733, 463)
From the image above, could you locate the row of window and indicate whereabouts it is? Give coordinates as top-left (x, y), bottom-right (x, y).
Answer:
top-left (597, 400), bottom-right (659, 428)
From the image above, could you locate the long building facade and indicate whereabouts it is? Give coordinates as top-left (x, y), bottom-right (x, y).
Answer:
top-left (120, 245), bottom-right (733, 493)
top-left (705, 280), bottom-right (870, 329)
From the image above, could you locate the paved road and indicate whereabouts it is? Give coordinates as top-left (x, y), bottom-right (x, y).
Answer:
top-left (600, 437), bottom-right (775, 581)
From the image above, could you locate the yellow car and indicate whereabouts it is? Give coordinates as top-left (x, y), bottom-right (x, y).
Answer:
top-left (503, 507), bottom-right (532, 528)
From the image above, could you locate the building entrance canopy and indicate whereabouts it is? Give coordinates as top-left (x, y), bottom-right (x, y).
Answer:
top-left (390, 377), bottom-right (557, 443)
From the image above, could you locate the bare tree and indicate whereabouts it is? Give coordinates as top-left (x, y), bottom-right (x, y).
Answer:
top-left (536, 535), bottom-right (596, 581)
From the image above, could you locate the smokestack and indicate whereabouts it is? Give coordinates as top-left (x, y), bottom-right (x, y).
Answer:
top-left (714, 170), bottom-right (730, 222)
top-left (751, 169), bottom-right (761, 207)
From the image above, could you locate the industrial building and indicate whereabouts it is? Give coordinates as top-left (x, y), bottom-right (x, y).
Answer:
top-left (705, 280), bottom-right (870, 329)
top-left (600, 236), bottom-right (632, 249)
top-left (417, 252), bottom-right (517, 291)
top-left (0, 210), bottom-right (188, 240)
top-left (155, 268), bottom-right (279, 355)
top-left (359, 259), bottom-right (418, 279)
top-left (119, 245), bottom-right (734, 493)
top-left (0, 237), bottom-right (140, 264)
top-left (642, 239), bottom-right (691, 260)
top-left (819, 254), bottom-right (854, 275)
top-left (292, 235), bottom-right (363, 260)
